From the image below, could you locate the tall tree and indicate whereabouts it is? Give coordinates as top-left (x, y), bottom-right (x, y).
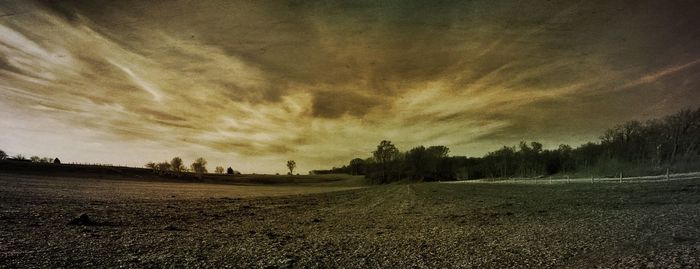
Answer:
top-left (406, 146), bottom-right (428, 180)
top-left (170, 157), bottom-right (185, 174)
top-left (0, 150), bottom-right (7, 160)
top-left (426, 146), bottom-right (449, 179)
top-left (156, 161), bottom-right (172, 175)
top-left (373, 140), bottom-right (399, 183)
top-left (191, 157), bottom-right (208, 179)
top-left (349, 158), bottom-right (366, 175)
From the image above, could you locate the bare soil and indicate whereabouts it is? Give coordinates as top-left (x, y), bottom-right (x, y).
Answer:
top-left (1, 173), bottom-right (698, 268)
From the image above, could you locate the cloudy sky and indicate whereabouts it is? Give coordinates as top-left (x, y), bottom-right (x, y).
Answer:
top-left (1, 0), bottom-right (699, 173)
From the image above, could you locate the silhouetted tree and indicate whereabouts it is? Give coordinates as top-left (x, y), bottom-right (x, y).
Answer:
top-left (227, 167), bottom-right (234, 175)
top-left (426, 146), bottom-right (450, 179)
top-left (287, 160), bottom-right (296, 175)
top-left (0, 150), bottom-right (7, 160)
top-left (665, 108), bottom-right (700, 165)
top-left (349, 158), bottom-right (366, 175)
top-left (557, 144), bottom-right (575, 174)
top-left (13, 154), bottom-right (26, 160)
top-left (405, 146), bottom-right (428, 180)
top-left (53, 158), bottom-right (61, 164)
top-left (145, 162), bottom-right (157, 172)
top-left (156, 161), bottom-right (171, 175)
top-left (191, 157), bottom-right (207, 179)
top-left (373, 140), bottom-right (399, 183)
top-left (30, 156), bottom-right (40, 162)
top-left (170, 157), bottom-right (185, 174)
top-left (215, 166), bottom-right (224, 174)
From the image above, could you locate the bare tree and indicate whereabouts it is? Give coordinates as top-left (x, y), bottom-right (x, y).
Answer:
top-left (349, 158), bottom-right (365, 175)
top-left (286, 160), bottom-right (296, 175)
top-left (426, 145), bottom-right (450, 179)
top-left (215, 166), bottom-right (224, 174)
top-left (13, 154), bottom-right (26, 160)
top-left (0, 150), bottom-right (7, 160)
top-left (145, 162), bottom-right (157, 172)
top-left (170, 157), bottom-right (185, 175)
top-left (30, 156), bottom-right (41, 162)
top-left (156, 161), bottom-right (172, 175)
top-left (373, 140), bottom-right (398, 183)
top-left (191, 157), bottom-right (208, 179)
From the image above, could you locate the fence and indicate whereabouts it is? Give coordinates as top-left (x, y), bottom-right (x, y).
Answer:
top-left (445, 171), bottom-right (700, 184)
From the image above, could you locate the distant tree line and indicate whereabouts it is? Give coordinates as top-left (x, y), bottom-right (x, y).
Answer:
top-left (0, 150), bottom-right (61, 164)
top-left (0, 149), bottom-right (244, 178)
top-left (145, 157), bottom-right (241, 179)
top-left (313, 107), bottom-right (700, 183)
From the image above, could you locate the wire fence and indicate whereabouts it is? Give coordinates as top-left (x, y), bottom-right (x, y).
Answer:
top-left (445, 171), bottom-right (700, 184)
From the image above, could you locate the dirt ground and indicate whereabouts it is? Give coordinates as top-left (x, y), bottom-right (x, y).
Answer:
top-left (1, 173), bottom-right (699, 268)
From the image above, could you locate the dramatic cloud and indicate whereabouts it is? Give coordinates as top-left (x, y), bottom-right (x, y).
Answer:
top-left (1, 0), bottom-right (699, 173)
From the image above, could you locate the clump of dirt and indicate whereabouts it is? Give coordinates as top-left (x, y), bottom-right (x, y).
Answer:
top-left (163, 224), bottom-right (186, 231)
top-left (67, 213), bottom-right (97, 226)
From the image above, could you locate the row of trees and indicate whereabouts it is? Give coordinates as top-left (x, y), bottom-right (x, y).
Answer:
top-left (316, 107), bottom-right (700, 183)
top-left (0, 150), bottom-right (61, 164)
top-left (145, 157), bottom-right (236, 179)
top-left (313, 141), bottom-right (457, 183)
top-left (145, 158), bottom-right (298, 178)
top-left (2, 148), bottom-right (294, 178)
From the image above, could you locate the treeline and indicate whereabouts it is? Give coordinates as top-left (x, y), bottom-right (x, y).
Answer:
top-left (145, 157), bottom-right (239, 179)
top-left (0, 150), bottom-right (61, 164)
top-left (314, 107), bottom-right (700, 183)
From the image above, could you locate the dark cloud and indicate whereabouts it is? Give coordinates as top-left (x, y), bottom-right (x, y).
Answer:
top-left (311, 90), bottom-right (383, 118)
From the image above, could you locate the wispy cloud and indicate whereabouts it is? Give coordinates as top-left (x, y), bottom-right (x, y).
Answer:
top-left (623, 58), bottom-right (700, 89)
top-left (107, 59), bottom-right (163, 102)
top-left (1, 0), bottom-right (700, 173)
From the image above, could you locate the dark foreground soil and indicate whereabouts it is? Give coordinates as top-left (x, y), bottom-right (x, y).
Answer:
top-left (1, 174), bottom-right (699, 268)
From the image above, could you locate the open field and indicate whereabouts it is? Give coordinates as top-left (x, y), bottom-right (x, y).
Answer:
top-left (0, 174), bottom-right (363, 201)
top-left (1, 172), bottom-right (699, 268)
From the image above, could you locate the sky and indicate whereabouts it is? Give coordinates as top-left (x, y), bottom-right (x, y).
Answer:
top-left (1, 0), bottom-right (700, 174)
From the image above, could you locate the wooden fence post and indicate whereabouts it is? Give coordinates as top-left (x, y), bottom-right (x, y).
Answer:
top-left (619, 172), bottom-right (622, 183)
top-left (549, 176), bottom-right (552, 184)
